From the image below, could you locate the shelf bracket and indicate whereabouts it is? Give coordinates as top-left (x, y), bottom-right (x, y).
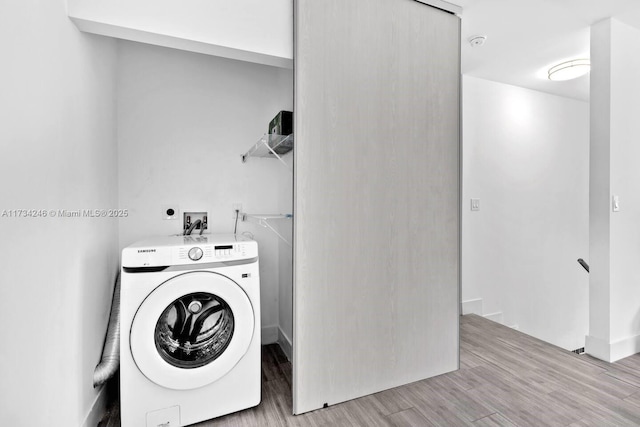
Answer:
top-left (263, 143), bottom-right (291, 170)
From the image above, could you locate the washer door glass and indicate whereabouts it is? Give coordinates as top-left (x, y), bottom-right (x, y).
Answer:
top-left (130, 271), bottom-right (255, 390)
top-left (155, 292), bottom-right (234, 369)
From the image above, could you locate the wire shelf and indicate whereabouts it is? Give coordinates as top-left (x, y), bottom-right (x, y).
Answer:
top-left (241, 134), bottom-right (293, 170)
top-left (242, 213), bottom-right (293, 246)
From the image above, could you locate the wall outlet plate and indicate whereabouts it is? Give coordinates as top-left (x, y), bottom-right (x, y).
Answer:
top-left (162, 205), bottom-right (179, 220)
top-left (184, 212), bottom-right (208, 231)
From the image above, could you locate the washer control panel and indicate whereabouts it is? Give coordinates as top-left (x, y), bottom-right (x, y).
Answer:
top-left (175, 242), bottom-right (252, 263)
top-left (122, 234), bottom-right (257, 268)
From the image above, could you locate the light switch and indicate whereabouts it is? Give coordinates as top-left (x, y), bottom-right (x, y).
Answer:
top-left (613, 195), bottom-right (620, 212)
top-left (471, 198), bottom-right (480, 211)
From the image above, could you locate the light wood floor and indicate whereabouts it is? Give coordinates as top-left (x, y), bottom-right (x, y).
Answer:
top-left (102, 315), bottom-right (640, 426)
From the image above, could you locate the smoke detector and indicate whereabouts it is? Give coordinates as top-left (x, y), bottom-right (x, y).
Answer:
top-left (469, 35), bottom-right (487, 47)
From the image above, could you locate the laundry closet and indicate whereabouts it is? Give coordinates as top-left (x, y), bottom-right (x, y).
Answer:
top-left (115, 40), bottom-right (295, 360)
top-left (69, 0), bottom-right (461, 417)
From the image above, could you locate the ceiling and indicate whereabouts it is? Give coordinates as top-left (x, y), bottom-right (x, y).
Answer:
top-left (453, 0), bottom-right (640, 101)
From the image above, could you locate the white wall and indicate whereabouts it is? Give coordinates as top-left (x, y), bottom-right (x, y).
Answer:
top-left (462, 75), bottom-right (589, 351)
top-left (117, 41), bottom-right (293, 339)
top-left (68, 0), bottom-right (293, 68)
top-left (0, 1), bottom-right (118, 426)
top-left (587, 18), bottom-right (640, 362)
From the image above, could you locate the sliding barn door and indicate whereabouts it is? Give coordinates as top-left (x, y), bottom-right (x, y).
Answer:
top-left (293, 0), bottom-right (460, 414)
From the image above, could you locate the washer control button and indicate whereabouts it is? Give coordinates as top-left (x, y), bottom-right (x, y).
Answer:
top-left (188, 247), bottom-right (203, 261)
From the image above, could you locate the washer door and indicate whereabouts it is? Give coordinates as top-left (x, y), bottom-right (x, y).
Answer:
top-left (130, 271), bottom-right (254, 390)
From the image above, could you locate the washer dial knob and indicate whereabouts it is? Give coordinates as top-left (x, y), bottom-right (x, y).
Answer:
top-left (188, 247), bottom-right (203, 261)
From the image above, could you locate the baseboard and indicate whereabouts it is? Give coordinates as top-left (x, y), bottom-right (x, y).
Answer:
top-left (461, 298), bottom-right (483, 315)
top-left (278, 327), bottom-right (293, 361)
top-left (586, 334), bottom-right (640, 363)
top-left (483, 312), bottom-right (504, 324)
top-left (585, 335), bottom-right (611, 361)
top-left (262, 325), bottom-right (279, 345)
top-left (82, 385), bottom-right (108, 427)
top-left (611, 334), bottom-right (640, 361)
top-left (462, 299), bottom-right (503, 325)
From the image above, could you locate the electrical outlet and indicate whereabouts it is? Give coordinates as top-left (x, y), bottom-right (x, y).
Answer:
top-left (183, 212), bottom-right (208, 232)
top-left (232, 203), bottom-right (242, 219)
top-left (162, 205), bottom-right (179, 220)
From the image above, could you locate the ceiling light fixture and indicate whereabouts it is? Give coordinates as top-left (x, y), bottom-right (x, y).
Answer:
top-left (548, 59), bottom-right (590, 81)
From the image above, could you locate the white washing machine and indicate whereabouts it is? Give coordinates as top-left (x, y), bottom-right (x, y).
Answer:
top-left (120, 234), bottom-right (261, 427)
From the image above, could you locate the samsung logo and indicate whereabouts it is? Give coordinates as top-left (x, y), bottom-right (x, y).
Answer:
top-left (138, 249), bottom-right (156, 253)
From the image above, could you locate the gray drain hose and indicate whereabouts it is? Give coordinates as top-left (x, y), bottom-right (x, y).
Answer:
top-left (93, 273), bottom-right (121, 388)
